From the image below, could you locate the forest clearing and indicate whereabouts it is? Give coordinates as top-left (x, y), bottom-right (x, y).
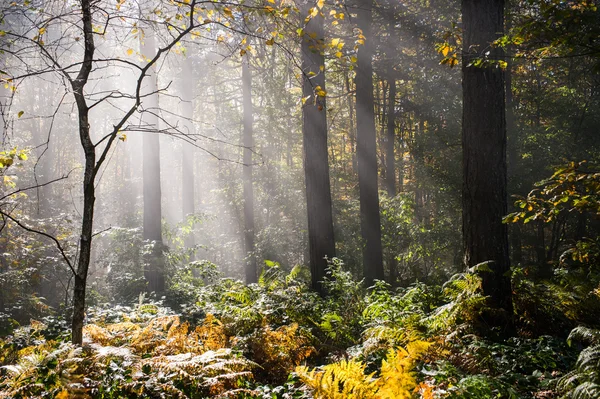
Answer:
top-left (1, 0), bottom-right (599, 397)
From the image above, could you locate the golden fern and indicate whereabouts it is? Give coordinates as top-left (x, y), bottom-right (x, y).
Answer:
top-left (0, 313), bottom-right (245, 398)
top-left (296, 340), bottom-right (431, 399)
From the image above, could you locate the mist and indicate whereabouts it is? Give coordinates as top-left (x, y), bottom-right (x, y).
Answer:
top-left (1, 2), bottom-right (600, 395)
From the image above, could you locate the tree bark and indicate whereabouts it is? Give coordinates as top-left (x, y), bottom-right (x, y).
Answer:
top-left (71, 0), bottom-right (96, 345)
top-left (301, 2), bottom-right (336, 294)
top-left (462, 0), bottom-right (513, 334)
top-left (242, 52), bottom-right (257, 284)
top-left (356, 0), bottom-right (384, 285)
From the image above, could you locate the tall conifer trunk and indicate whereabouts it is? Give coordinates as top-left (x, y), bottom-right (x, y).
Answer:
top-left (462, 0), bottom-right (513, 334)
top-left (301, 1), bottom-right (336, 294)
top-left (356, 0), bottom-right (384, 285)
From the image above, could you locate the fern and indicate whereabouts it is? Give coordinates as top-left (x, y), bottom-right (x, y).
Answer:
top-left (0, 313), bottom-right (255, 398)
top-left (568, 326), bottom-right (600, 346)
top-left (558, 327), bottom-right (600, 399)
top-left (296, 340), bottom-right (431, 399)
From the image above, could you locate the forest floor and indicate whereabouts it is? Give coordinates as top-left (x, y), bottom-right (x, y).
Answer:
top-left (1, 262), bottom-right (599, 398)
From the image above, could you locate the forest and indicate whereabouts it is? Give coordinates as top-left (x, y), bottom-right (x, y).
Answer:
top-left (0, 0), bottom-right (599, 397)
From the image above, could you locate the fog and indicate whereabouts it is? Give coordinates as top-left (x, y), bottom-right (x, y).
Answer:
top-left (1, 0), bottom-right (470, 309)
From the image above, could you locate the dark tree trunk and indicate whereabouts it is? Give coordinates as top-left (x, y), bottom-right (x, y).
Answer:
top-left (242, 52), bottom-right (257, 284)
top-left (181, 54), bottom-right (195, 253)
top-left (462, 0), bottom-right (513, 334)
top-left (301, 3), bottom-right (336, 295)
top-left (356, 0), bottom-right (384, 285)
top-left (505, 9), bottom-right (523, 267)
top-left (141, 31), bottom-right (165, 294)
top-left (71, 0), bottom-right (95, 345)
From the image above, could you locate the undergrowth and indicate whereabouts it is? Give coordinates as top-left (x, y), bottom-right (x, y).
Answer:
top-left (1, 259), bottom-right (597, 398)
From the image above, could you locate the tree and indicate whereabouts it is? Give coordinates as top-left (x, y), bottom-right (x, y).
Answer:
top-left (355, 0), bottom-right (384, 285)
top-left (242, 51), bottom-right (257, 284)
top-left (461, 0), bottom-right (513, 333)
top-left (301, 0), bottom-right (336, 294)
top-left (0, 0), bottom-right (210, 344)
top-left (140, 24), bottom-right (166, 294)
top-left (385, 64), bottom-right (396, 198)
top-left (181, 53), bottom-right (196, 253)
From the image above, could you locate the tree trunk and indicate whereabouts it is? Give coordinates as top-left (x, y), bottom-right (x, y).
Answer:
top-left (140, 28), bottom-right (165, 294)
top-left (462, 0), bottom-right (513, 334)
top-left (356, 0), bottom-right (384, 285)
top-left (181, 54), bottom-right (195, 253)
top-left (71, 0), bottom-right (95, 345)
top-left (386, 67), bottom-right (396, 197)
top-left (242, 52), bottom-right (257, 284)
top-left (344, 72), bottom-right (357, 173)
top-left (301, 2), bottom-right (336, 295)
top-left (386, 66), bottom-right (398, 286)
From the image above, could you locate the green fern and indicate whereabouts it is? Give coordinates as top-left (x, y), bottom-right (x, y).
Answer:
top-left (568, 327), bottom-right (600, 346)
top-left (558, 327), bottom-right (600, 399)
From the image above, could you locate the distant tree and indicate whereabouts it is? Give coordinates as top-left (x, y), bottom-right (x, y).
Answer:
top-left (242, 50), bottom-right (257, 284)
top-left (140, 23), bottom-right (166, 294)
top-left (181, 53), bottom-right (196, 253)
top-left (300, 0), bottom-right (336, 294)
top-left (461, 0), bottom-right (513, 334)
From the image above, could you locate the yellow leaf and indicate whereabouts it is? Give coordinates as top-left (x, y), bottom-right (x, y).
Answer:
top-left (441, 45), bottom-right (450, 57)
top-left (38, 27), bottom-right (46, 35)
top-left (330, 10), bottom-right (336, 16)
top-left (317, 0), bottom-right (325, 9)
top-left (266, 38), bottom-right (274, 45)
top-left (56, 390), bottom-right (69, 399)
top-left (309, 7), bottom-right (318, 17)
top-left (127, 48), bottom-right (133, 56)
top-left (331, 38), bottom-right (340, 47)
top-left (335, 51), bottom-right (343, 58)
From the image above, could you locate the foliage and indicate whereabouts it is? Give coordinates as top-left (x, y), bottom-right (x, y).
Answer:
top-left (296, 340), bottom-right (431, 399)
top-left (557, 327), bottom-right (600, 399)
top-left (506, 162), bottom-right (600, 226)
top-left (0, 308), bottom-right (256, 399)
top-left (2, 259), bottom-right (600, 398)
